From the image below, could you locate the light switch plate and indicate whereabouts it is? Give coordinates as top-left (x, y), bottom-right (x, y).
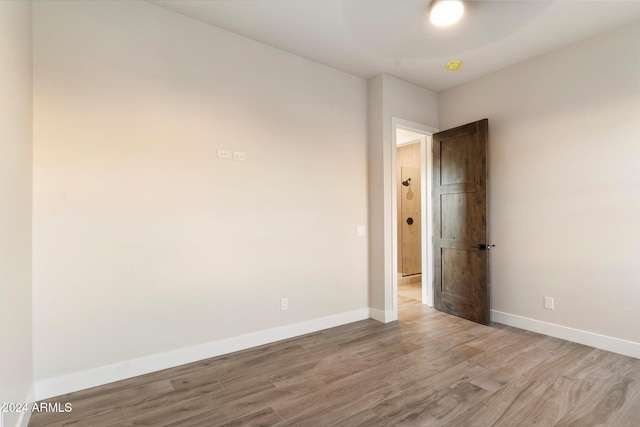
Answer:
top-left (217, 150), bottom-right (231, 159)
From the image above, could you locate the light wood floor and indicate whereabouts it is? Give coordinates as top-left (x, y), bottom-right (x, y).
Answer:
top-left (398, 282), bottom-right (422, 302)
top-left (30, 297), bottom-right (640, 426)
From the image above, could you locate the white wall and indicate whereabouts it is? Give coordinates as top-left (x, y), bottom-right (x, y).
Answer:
top-left (440, 22), bottom-right (640, 345)
top-left (0, 1), bottom-right (33, 426)
top-left (368, 74), bottom-right (438, 319)
top-left (33, 0), bottom-right (368, 393)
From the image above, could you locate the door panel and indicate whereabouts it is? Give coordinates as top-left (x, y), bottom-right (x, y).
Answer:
top-left (433, 119), bottom-right (489, 325)
top-left (440, 134), bottom-right (476, 185)
top-left (441, 192), bottom-right (481, 242)
top-left (401, 166), bottom-right (421, 276)
top-left (442, 248), bottom-right (479, 300)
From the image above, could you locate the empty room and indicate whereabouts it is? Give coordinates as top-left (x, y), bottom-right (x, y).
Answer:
top-left (1, 0), bottom-right (639, 426)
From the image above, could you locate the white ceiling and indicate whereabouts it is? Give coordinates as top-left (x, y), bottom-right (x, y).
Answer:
top-left (150, 0), bottom-right (640, 92)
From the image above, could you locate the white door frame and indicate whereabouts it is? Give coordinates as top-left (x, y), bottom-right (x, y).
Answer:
top-left (391, 117), bottom-right (439, 319)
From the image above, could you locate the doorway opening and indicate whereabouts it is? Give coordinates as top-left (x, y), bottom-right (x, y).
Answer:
top-left (391, 118), bottom-right (438, 318)
top-left (396, 133), bottom-right (422, 304)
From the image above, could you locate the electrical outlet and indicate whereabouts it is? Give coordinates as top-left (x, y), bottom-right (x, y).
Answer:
top-left (232, 151), bottom-right (246, 161)
top-left (356, 225), bottom-right (366, 236)
top-left (217, 150), bottom-right (231, 159)
top-left (280, 298), bottom-right (288, 311)
top-left (544, 297), bottom-right (554, 310)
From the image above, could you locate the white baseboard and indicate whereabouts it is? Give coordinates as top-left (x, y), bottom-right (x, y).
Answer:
top-left (2, 385), bottom-right (33, 427)
top-left (369, 308), bottom-right (397, 323)
top-left (16, 385), bottom-right (34, 427)
top-left (491, 310), bottom-right (640, 359)
top-left (35, 308), bottom-right (370, 401)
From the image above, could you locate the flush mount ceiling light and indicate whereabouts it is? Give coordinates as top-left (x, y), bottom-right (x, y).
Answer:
top-left (446, 60), bottom-right (462, 71)
top-left (430, 0), bottom-right (464, 26)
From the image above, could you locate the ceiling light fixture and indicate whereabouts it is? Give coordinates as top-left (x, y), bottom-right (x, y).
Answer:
top-left (446, 60), bottom-right (462, 71)
top-left (430, 0), bottom-right (464, 27)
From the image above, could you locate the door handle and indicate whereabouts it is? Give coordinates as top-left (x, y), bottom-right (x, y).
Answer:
top-left (475, 244), bottom-right (495, 251)
top-left (406, 217), bottom-right (414, 225)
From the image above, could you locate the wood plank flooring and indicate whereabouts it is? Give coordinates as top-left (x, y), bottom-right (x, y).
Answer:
top-left (30, 297), bottom-right (640, 426)
top-left (398, 282), bottom-right (422, 301)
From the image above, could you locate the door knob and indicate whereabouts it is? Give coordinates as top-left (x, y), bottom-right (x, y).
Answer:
top-left (407, 217), bottom-right (414, 225)
top-left (475, 244), bottom-right (495, 250)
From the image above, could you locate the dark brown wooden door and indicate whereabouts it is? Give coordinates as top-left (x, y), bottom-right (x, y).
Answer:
top-left (433, 119), bottom-right (489, 325)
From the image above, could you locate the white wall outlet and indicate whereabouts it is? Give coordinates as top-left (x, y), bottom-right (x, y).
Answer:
top-left (217, 149), bottom-right (231, 159)
top-left (233, 151), bottom-right (246, 161)
top-left (356, 225), bottom-right (366, 236)
top-left (280, 297), bottom-right (288, 311)
top-left (544, 296), bottom-right (554, 310)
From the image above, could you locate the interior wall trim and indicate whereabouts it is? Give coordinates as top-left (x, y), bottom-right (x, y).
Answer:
top-left (34, 308), bottom-right (371, 401)
top-left (18, 386), bottom-right (34, 427)
top-left (491, 309), bottom-right (640, 359)
top-left (3, 385), bottom-right (34, 427)
top-left (369, 308), bottom-right (397, 323)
